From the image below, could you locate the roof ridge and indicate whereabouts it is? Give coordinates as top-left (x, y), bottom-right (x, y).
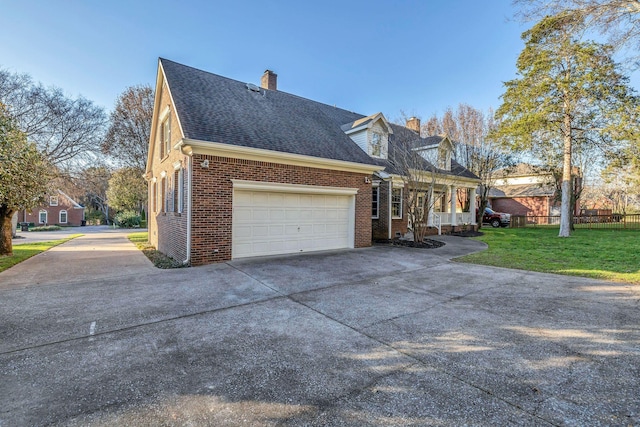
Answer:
top-left (160, 57), bottom-right (365, 120)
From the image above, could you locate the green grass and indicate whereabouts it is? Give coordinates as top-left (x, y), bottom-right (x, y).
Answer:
top-left (128, 232), bottom-right (185, 269)
top-left (0, 235), bottom-right (82, 273)
top-left (456, 227), bottom-right (640, 284)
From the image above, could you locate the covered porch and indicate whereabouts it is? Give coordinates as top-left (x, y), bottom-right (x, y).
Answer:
top-left (410, 182), bottom-right (478, 236)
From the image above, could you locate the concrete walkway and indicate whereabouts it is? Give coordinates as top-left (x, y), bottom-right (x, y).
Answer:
top-left (4, 226), bottom-right (154, 288)
top-left (1, 230), bottom-right (639, 426)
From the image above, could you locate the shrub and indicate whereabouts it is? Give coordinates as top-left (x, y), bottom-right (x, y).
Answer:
top-left (114, 210), bottom-right (141, 228)
top-left (30, 225), bottom-right (62, 232)
top-left (86, 209), bottom-right (105, 225)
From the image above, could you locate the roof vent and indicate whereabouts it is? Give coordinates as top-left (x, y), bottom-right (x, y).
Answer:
top-left (246, 83), bottom-right (260, 92)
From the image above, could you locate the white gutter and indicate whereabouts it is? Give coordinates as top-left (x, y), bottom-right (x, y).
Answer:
top-left (388, 180), bottom-right (393, 240)
top-left (177, 142), bottom-right (193, 266)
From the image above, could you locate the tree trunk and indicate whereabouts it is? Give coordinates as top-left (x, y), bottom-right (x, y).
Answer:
top-left (0, 206), bottom-right (15, 257)
top-left (559, 115), bottom-right (573, 237)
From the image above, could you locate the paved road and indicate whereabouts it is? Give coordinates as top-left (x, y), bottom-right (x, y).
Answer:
top-left (1, 231), bottom-right (639, 426)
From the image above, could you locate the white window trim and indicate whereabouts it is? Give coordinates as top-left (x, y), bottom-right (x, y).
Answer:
top-left (39, 210), bottom-right (47, 224)
top-left (392, 188), bottom-right (403, 219)
top-left (59, 210), bottom-right (68, 224)
top-left (50, 196), bottom-right (58, 206)
top-left (177, 169), bottom-right (184, 214)
top-left (372, 185), bottom-right (379, 219)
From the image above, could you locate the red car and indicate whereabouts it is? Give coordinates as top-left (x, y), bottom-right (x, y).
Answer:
top-left (480, 207), bottom-right (511, 228)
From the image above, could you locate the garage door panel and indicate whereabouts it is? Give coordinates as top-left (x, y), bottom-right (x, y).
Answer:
top-left (233, 189), bottom-right (353, 259)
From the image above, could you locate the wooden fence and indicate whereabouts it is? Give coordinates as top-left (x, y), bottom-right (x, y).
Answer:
top-left (511, 213), bottom-right (640, 230)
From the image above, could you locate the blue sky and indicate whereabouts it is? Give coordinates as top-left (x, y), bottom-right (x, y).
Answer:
top-left (1, 0), bottom-right (636, 121)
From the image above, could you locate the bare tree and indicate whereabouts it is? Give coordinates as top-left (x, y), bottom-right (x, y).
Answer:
top-left (425, 104), bottom-right (511, 226)
top-left (102, 85), bottom-right (154, 173)
top-left (514, 0), bottom-right (640, 58)
top-left (0, 68), bottom-right (106, 168)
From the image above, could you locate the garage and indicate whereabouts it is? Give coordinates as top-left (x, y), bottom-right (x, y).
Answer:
top-left (232, 181), bottom-right (357, 259)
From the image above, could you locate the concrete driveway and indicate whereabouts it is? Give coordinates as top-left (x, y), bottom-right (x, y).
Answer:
top-left (1, 231), bottom-right (639, 426)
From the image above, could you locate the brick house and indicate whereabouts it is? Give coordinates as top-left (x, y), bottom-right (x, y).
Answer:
top-left (489, 164), bottom-right (580, 218)
top-left (145, 59), bottom-right (479, 265)
top-left (20, 190), bottom-right (85, 226)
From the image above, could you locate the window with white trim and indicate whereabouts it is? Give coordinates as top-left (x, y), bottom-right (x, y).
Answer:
top-left (371, 185), bottom-right (379, 219)
top-left (161, 177), bottom-right (166, 213)
top-left (39, 210), bottom-right (47, 224)
top-left (152, 182), bottom-right (157, 213)
top-left (370, 132), bottom-right (382, 157)
top-left (160, 115), bottom-right (171, 158)
top-left (49, 196), bottom-right (58, 206)
top-left (177, 169), bottom-right (184, 214)
top-left (392, 188), bottom-right (403, 219)
top-left (59, 210), bottom-right (68, 224)
top-left (168, 174), bottom-right (174, 212)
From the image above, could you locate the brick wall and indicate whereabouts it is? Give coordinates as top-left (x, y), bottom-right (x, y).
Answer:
top-left (147, 79), bottom-right (189, 262)
top-left (492, 197), bottom-right (551, 217)
top-left (372, 181), bottom-right (389, 240)
top-left (189, 154), bottom-right (372, 266)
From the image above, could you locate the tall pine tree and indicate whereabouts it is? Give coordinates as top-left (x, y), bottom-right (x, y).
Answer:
top-left (494, 13), bottom-right (639, 237)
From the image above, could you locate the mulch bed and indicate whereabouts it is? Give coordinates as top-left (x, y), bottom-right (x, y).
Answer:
top-left (450, 230), bottom-right (484, 237)
top-left (375, 238), bottom-right (445, 249)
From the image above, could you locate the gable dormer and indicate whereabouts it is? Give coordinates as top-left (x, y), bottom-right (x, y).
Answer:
top-left (414, 135), bottom-right (454, 171)
top-left (438, 136), bottom-right (453, 170)
top-left (341, 113), bottom-right (393, 159)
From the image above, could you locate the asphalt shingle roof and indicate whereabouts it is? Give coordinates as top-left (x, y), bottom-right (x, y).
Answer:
top-left (161, 58), bottom-right (375, 165)
top-left (160, 58), bottom-right (478, 181)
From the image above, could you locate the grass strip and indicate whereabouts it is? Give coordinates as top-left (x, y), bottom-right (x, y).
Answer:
top-left (455, 227), bottom-right (640, 284)
top-left (1, 234), bottom-right (82, 273)
top-left (128, 232), bottom-right (185, 269)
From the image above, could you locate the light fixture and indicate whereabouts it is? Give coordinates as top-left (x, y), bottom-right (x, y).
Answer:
top-left (201, 159), bottom-right (209, 168)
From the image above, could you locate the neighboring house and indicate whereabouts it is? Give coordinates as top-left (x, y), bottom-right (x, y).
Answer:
top-left (489, 164), bottom-right (557, 217)
top-left (145, 59), bottom-right (479, 266)
top-left (20, 190), bottom-right (85, 226)
top-left (489, 164), bottom-right (580, 218)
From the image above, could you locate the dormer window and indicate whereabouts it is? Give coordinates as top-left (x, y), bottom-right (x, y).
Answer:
top-left (342, 112), bottom-right (392, 160)
top-left (371, 132), bottom-right (382, 157)
top-left (438, 146), bottom-right (452, 170)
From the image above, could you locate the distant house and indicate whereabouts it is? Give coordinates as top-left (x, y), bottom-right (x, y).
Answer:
top-left (20, 190), bottom-right (85, 226)
top-left (489, 164), bottom-right (579, 217)
top-left (145, 59), bottom-right (479, 265)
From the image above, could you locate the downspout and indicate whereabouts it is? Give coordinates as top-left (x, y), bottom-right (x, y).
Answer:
top-left (388, 180), bottom-right (392, 239)
top-left (177, 142), bottom-right (193, 266)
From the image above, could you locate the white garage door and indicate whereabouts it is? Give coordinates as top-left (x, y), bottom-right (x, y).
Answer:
top-left (232, 187), bottom-right (355, 259)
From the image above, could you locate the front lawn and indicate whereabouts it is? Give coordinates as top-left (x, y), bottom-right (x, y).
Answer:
top-left (0, 235), bottom-right (82, 273)
top-left (455, 227), bottom-right (640, 284)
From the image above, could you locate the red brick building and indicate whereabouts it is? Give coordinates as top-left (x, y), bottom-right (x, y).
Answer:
top-left (20, 190), bottom-right (85, 226)
top-left (145, 59), bottom-right (478, 265)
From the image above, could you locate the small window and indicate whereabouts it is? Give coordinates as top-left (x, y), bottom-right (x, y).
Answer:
top-left (49, 196), bottom-right (58, 206)
top-left (39, 210), bottom-right (47, 224)
top-left (372, 186), bottom-right (379, 219)
top-left (370, 132), bottom-right (382, 157)
top-left (59, 210), bottom-right (68, 224)
top-left (161, 177), bottom-right (166, 213)
top-left (152, 182), bottom-right (157, 213)
top-left (160, 116), bottom-right (171, 158)
top-left (168, 175), bottom-right (174, 212)
top-left (177, 169), bottom-right (184, 214)
top-left (392, 188), bottom-right (403, 219)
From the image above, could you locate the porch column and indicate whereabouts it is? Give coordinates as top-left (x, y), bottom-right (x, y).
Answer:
top-left (470, 187), bottom-right (477, 225)
top-left (450, 185), bottom-right (458, 226)
top-left (427, 186), bottom-right (435, 227)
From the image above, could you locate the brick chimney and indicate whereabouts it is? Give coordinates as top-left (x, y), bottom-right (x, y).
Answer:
top-left (261, 69), bottom-right (277, 91)
top-left (406, 117), bottom-right (421, 134)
